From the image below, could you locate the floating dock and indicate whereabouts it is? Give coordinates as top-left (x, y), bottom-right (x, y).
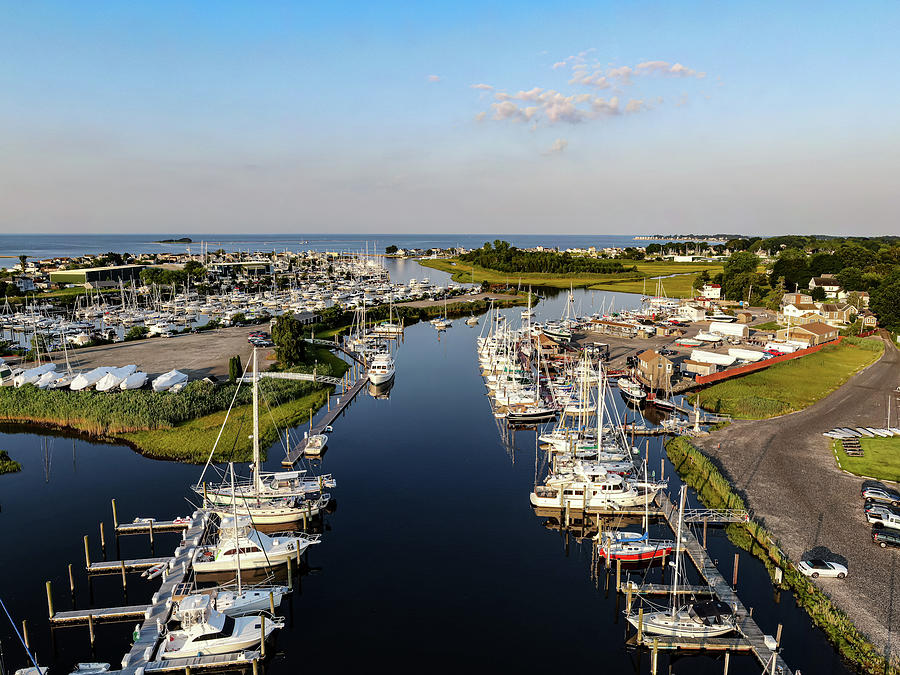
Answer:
top-left (282, 375), bottom-right (368, 466)
top-left (115, 519), bottom-right (191, 535)
top-left (49, 604), bottom-right (148, 626)
top-left (86, 557), bottom-right (172, 575)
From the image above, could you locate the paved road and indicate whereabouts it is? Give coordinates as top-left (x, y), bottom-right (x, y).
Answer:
top-left (695, 335), bottom-right (900, 658)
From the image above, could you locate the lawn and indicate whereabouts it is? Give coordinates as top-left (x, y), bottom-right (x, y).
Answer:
top-left (835, 437), bottom-right (900, 482)
top-left (751, 320), bottom-right (781, 331)
top-left (696, 337), bottom-right (884, 419)
top-left (417, 258), bottom-right (723, 298)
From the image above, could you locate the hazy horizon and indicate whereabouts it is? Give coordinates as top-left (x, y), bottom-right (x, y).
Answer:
top-left (2, 2), bottom-right (898, 235)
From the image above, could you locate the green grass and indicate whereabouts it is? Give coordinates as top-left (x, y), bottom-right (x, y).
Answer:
top-left (836, 437), bottom-right (900, 482)
top-left (696, 337), bottom-right (884, 419)
top-left (120, 387), bottom-right (331, 463)
top-left (752, 320), bottom-right (781, 331)
top-left (417, 258), bottom-right (723, 298)
top-left (0, 450), bottom-right (22, 475)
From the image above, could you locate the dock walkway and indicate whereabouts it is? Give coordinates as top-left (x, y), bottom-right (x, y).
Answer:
top-left (282, 375), bottom-right (368, 466)
top-left (115, 519), bottom-right (191, 536)
top-left (654, 493), bottom-right (792, 674)
top-left (87, 557), bottom-right (172, 575)
top-left (50, 605), bottom-right (148, 625)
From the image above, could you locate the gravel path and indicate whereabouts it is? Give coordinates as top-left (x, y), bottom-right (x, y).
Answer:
top-left (695, 335), bottom-right (900, 658)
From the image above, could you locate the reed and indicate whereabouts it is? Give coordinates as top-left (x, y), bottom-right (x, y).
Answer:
top-left (666, 436), bottom-right (899, 674)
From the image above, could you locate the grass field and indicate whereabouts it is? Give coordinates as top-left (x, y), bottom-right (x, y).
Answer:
top-left (696, 337), bottom-right (884, 419)
top-left (417, 258), bottom-right (723, 297)
top-left (836, 437), bottom-right (900, 482)
top-left (752, 320), bottom-right (781, 331)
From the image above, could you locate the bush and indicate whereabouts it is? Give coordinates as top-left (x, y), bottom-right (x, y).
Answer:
top-left (125, 326), bottom-right (150, 341)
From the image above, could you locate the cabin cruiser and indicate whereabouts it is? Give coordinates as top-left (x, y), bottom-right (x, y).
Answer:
top-left (162, 594), bottom-right (282, 658)
top-left (304, 434), bottom-right (328, 457)
top-left (174, 585), bottom-right (290, 618)
top-left (617, 378), bottom-right (646, 402)
top-left (367, 352), bottom-right (395, 385)
top-left (192, 515), bottom-right (320, 573)
top-left (530, 469), bottom-right (663, 510)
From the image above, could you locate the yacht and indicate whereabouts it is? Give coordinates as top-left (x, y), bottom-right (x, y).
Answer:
top-left (210, 493), bottom-right (331, 525)
top-left (161, 594), bottom-right (282, 659)
top-left (175, 585), bottom-right (290, 618)
top-left (367, 352), bottom-right (395, 385)
top-left (192, 516), bottom-right (320, 573)
top-left (304, 434), bottom-right (328, 457)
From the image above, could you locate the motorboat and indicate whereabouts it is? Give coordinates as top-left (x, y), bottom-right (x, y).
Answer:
top-left (367, 352), bottom-right (395, 385)
top-left (70, 366), bottom-right (112, 391)
top-left (95, 365), bottom-right (138, 392)
top-left (152, 369), bottom-right (189, 392)
top-left (175, 585), bottom-right (289, 618)
top-left (304, 434), bottom-right (328, 457)
top-left (465, 316), bottom-right (479, 326)
top-left (13, 363), bottom-right (57, 387)
top-left (69, 664), bottom-right (110, 674)
top-left (120, 371), bottom-right (149, 390)
top-left (161, 594), bottom-right (282, 658)
top-left (192, 515), bottom-right (320, 573)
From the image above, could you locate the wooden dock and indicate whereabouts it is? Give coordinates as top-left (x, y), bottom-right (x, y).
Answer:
top-left (654, 492), bottom-right (793, 674)
top-left (626, 633), bottom-right (753, 652)
top-left (622, 582), bottom-right (713, 596)
top-left (86, 557), bottom-right (172, 575)
top-left (115, 519), bottom-right (190, 535)
top-left (143, 651), bottom-right (261, 672)
top-left (50, 605), bottom-right (148, 625)
top-left (282, 375), bottom-right (368, 466)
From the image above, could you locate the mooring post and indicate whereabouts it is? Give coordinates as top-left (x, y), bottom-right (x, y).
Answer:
top-left (260, 615), bottom-right (266, 657)
top-left (22, 620), bottom-right (29, 650)
top-left (269, 591), bottom-right (275, 615)
top-left (149, 520), bottom-right (154, 547)
top-left (775, 623), bottom-right (783, 648)
top-left (111, 498), bottom-right (118, 530)
top-left (68, 563), bottom-right (75, 597)
top-left (749, 606), bottom-right (753, 618)
top-left (83, 535), bottom-right (91, 568)
top-left (46, 581), bottom-right (54, 619)
top-left (723, 651), bottom-right (730, 674)
top-left (99, 522), bottom-right (106, 556)
top-left (660, 457), bottom-right (665, 482)
top-left (287, 559), bottom-right (293, 588)
top-left (637, 608), bottom-right (644, 643)
top-left (616, 558), bottom-right (622, 592)
top-left (651, 637), bottom-right (659, 674)
top-left (87, 614), bottom-right (95, 647)
top-left (120, 560), bottom-right (127, 591)
top-left (185, 666), bottom-right (191, 675)
top-left (252, 660), bottom-right (259, 675)
top-left (732, 553), bottom-right (739, 587)
top-left (626, 586), bottom-right (633, 614)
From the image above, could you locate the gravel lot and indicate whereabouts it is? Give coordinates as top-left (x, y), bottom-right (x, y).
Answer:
top-left (12, 325), bottom-right (273, 380)
top-left (694, 335), bottom-right (900, 657)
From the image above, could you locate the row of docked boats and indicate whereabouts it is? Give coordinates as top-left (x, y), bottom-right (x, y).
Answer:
top-left (6, 360), bottom-right (187, 393)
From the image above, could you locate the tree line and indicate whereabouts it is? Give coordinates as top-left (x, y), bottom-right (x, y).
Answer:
top-left (460, 240), bottom-right (634, 275)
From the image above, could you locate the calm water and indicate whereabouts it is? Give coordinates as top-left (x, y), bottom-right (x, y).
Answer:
top-left (0, 279), bottom-right (853, 674)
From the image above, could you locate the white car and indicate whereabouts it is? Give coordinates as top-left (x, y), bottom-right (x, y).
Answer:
top-left (797, 559), bottom-right (847, 579)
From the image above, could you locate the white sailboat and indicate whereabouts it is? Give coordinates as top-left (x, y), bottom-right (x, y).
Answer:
top-left (95, 365), bottom-right (138, 392)
top-left (152, 369), bottom-right (189, 392)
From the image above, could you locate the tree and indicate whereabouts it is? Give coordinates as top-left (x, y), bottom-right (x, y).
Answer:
top-left (692, 271), bottom-right (711, 291)
top-left (230, 312), bottom-right (246, 325)
top-left (385, 245), bottom-right (398, 255)
top-left (810, 286), bottom-right (826, 302)
top-left (184, 260), bottom-right (206, 280)
top-left (871, 281), bottom-right (900, 332)
top-left (18, 255), bottom-right (27, 273)
top-left (272, 313), bottom-right (307, 366)
top-left (721, 251), bottom-right (760, 301)
top-left (125, 326), bottom-right (150, 341)
top-left (228, 355), bottom-right (243, 382)
top-left (836, 266), bottom-right (865, 292)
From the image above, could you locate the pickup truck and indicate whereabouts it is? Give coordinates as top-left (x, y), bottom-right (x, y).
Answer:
top-left (866, 504), bottom-right (900, 529)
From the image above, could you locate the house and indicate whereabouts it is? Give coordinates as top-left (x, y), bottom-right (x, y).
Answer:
top-left (859, 309), bottom-right (878, 329)
top-left (809, 276), bottom-right (843, 299)
top-left (735, 311), bottom-right (753, 324)
top-left (819, 303), bottom-right (856, 326)
top-left (534, 332), bottom-right (564, 357)
top-left (636, 350), bottom-right (674, 390)
top-left (683, 359), bottom-right (716, 377)
top-left (781, 292), bottom-right (813, 306)
top-left (701, 284), bottom-right (721, 300)
top-left (777, 303), bottom-right (825, 324)
top-left (677, 304), bottom-right (706, 322)
top-left (12, 276), bottom-right (36, 292)
top-left (775, 321), bottom-right (839, 346)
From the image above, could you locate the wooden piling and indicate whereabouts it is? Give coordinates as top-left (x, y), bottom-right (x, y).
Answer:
top-left (616, 558), bottom-right (622, 592)
top-left (626, 586), bottom-right (633, 614)
top-left (22, 620), bottom-right (29, 650)
top-left (185, 667), bottom-right (191, 675)
top-left (149, 520), bottom-right (154, 546)
top-left (651, 637), bottom-right (659, 674)
top-left (287, 560), bottom-right (293, 588)
top-left (269, 591), bottom-right (275, 615)
top-left (260, 615), bottom-right (266, 657)
top-left (120, 560), bottom-right (127, 591)
top-left (637, 608), bottom-right (644, 642)
top-left (252, 660), bottom-right (259, 675)
top-left (83, 535), bottom-right (91, 568)
top-left (46, 581), bottom-right (54, 619)
top-left (68, 563), bottom-right (75, 596)
top-left (100, 522), bottom-right (106, 555)
top-left (111, 498), bottom-right (118, 529)
top-left (732, 553), bottom-right (739, 587)
top-left (775, 623), bottom-right (783, 648)
top-left (724, 651), bottom-right (730, 674)
top-left (87, 614), bottom-right (95, 647)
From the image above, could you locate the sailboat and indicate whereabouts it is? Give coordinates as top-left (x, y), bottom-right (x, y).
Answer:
top-left (432, 293), bottom-right (452, 330)
top-left (625, 487), bottom-right (736, 637)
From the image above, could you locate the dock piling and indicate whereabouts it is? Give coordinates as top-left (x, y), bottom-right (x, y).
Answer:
top-left (120, 560), bottom-right (127, 591)
top-left (149, 520), bottom-right (154, 547)
top-left (260, 615), bottom-right (266, 658)
top-left (775, 623), bottom-right (783, 648)
top-left (111, 498), bottom-right (118, 529)
top-left (269, 591), bottom-right (275, 615)
top-left (252, 659), bottom-right (259, 675)
top-left (46, 581), bottom-right (54, 619)
top-left (616, 558), bottom-right (622, 592)
top-left (637, 608), bottom-right (644, 642)
top-left (732, 553), bottom-right (739, 587)
top-left (724, 651), bottom-right (730, 674)
top-left (83, 535), bottom-right (90, 568)
top-left (22, 620), bottom-right (29, 650)
top-left (68, 563), bottom-right (75, 597)
top-left (287, 560), bottom-right (293, 588)
top-left (87, 613), bottom-right (95, 647)
top-left (651, 637), bottom-right (659, 674)
top-left (100, 521), bottom-right (106, 556)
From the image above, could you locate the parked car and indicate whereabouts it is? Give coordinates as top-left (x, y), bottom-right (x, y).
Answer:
top-left (659, 348), bottom-right (677, 356)
top-left (862, 485), bottom-right (900, 506)
top-left (797, 559), bottom-right (847, 579)
top-left (873, 527), bottom-right (900, 549)
top-left (865, 503), bottom-right (900, 527)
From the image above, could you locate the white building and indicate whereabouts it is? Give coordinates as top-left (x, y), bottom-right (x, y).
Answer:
top-left (701, 284), bottom-right (722, 300)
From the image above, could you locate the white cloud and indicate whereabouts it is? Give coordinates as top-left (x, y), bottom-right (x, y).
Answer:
top-left (635, 61), bottom-right (705, 79)
top-left (544, 138), bottom-right (568, 155)
top-left (625, 99), bottom-right (645, 113)
top-left (426, 74), bottom-right (441, 82)
top-left (470, 83), bottom-right (493, 90)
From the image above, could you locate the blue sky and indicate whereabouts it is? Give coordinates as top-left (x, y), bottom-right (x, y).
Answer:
top-left (0, 1), bottom-right (898, 234)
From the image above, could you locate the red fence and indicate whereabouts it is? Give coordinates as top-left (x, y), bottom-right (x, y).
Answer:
top-left (694, 336), bottom-right (846, 385)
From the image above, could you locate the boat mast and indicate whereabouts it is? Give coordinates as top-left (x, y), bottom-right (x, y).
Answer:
top-left (252, 347), bottom-right (261, 495)
top-left (671, 486), bottom-right (686, 615)
top-left (230, 462), bottom-right (242, 594)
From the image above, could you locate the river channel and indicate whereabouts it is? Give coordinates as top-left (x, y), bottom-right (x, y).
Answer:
top-left (0, 262), bottom-right (854, 674)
